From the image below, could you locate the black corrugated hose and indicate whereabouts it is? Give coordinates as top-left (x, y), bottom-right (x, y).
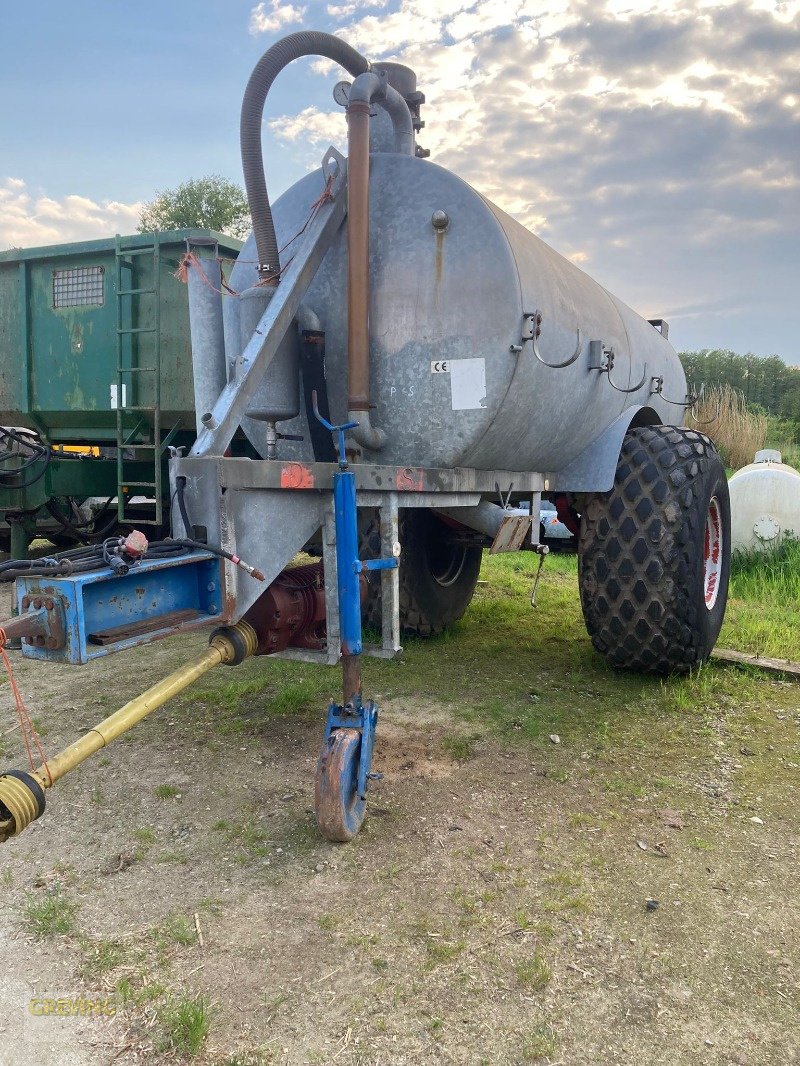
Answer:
top-left (240, 31), bottom-right (369, 278)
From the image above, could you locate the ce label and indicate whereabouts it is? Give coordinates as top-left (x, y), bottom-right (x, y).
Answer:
top-left (430, 360), bottom-right (450, 373)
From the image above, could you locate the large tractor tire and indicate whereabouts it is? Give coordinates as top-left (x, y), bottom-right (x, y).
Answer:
top-left (361, 508), bottom-right (483, 636)
top-left (578, 425), bottom-right (730, 674)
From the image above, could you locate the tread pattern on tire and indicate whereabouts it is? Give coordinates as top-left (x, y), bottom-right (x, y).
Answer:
top-left (579, 425), bottom-right (729, 673)
top-left (359, 509), bottom-right (482, 636)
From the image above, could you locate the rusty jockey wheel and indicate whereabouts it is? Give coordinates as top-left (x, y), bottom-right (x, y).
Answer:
top-left (315, 728), bottom-right (366, 842)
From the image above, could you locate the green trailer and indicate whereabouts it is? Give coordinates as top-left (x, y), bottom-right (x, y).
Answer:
top-left (0, 229), bottom-right (241, 554)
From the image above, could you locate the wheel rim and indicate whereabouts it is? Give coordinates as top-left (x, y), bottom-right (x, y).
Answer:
top-left (428, 537), bottom-right (468, 588)
top-left (703, 496), bottom-right (723, 610)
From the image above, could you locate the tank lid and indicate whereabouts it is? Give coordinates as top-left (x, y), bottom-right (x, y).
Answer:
top-left (754, 448), bottom-right (782, 463)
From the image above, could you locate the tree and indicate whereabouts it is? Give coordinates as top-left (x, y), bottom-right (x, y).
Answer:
top-left (137, 175), bottom-right (250, 240)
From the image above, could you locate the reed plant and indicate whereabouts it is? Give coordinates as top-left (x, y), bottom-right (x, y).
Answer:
top-left (693, 384), bottom-right (767, 469)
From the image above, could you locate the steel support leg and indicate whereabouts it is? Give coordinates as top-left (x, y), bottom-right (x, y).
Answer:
top-left (312, 405), bottom-right (398, 840)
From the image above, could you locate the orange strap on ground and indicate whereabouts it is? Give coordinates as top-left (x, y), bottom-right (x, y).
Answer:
top-left (0, 628), bottom-right (52, 786)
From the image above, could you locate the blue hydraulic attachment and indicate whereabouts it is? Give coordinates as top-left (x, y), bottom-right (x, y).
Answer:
top-left (14, 551), bottom-right (221, 665)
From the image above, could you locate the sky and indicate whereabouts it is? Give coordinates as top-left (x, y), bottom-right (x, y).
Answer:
top-left (1, 0), bottom-right (797, 360)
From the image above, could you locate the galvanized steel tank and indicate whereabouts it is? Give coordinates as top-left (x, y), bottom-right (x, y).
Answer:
top-left (232, 153), bottom-right (687, 473)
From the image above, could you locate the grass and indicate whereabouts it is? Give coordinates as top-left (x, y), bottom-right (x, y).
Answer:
top-left (154, 913), bottom-right (197, 948)
top-left (80, 939), bottom-right (128, 980)
top-left (722, 537), bottom-right (800, 659)
top-left (441, 731), bottom-right (479, 761)
top-left (23, 889), bottom-right (79, 938)
top-left (730, 537), bottom-right (800, 601)
top-left (156, 849), bottom-right (188, 864)
top-left (154, 784), bottom-right (181, 800)
top-left (149, 543), bottom-right (799, 780)
top-left (521, 1023), bottom-right (558, 1061)
top-left (515, 952), bottom-right (552, 991)
top-left (7, 519), bottom-right (797, 1064)
top-left (157, 993), bottom-right (213, 1057)
top-left (116, 973), bottom-right (169, 1008)
top-left (186, 675), bottom-right (323, 738)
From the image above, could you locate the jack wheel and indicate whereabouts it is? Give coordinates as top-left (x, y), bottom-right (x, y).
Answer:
top-left (315, 728), bottom-right (366, 842)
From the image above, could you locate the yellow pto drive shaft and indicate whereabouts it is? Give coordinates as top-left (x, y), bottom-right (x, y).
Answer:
top-left (0, 622), bottom-right (257, 843)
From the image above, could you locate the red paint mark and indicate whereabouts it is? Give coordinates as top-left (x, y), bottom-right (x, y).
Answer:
top-left (280, 463), bottom-right (315, 489)
top-left (396, 467), bottom-right (424, 492)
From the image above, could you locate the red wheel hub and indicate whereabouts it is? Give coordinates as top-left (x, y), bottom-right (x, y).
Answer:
top-left (703, 497), bottom-right (723, 610)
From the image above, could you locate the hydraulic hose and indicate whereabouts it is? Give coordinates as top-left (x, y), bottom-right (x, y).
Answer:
top-left (240, 31), bottom-right (369, 280)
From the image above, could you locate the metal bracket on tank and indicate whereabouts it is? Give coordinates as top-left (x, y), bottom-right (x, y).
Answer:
top-left (588, 340), bottom-right (648, 394)
top-left (650, 374), bottom-right (697, 407)
top-left (649, 375), bottom-right (718, 424)
top-left (519, 311), bottom-right (582, 369)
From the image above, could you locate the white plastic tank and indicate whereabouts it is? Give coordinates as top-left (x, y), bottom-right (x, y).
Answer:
top-left (728, 450), bottom-right (800, 552)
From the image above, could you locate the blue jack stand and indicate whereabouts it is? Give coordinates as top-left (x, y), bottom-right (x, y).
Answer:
top-left (312, 395), bottom-right (398, 841)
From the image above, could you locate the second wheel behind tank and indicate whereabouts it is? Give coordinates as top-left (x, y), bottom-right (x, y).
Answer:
top-left (360, 508), bottom-right (483, 636)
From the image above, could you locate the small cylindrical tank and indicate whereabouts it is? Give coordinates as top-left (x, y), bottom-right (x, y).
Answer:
top-left (728, 452), bottom-right (800, 552)
top-left (229, 154), bottom-right (686, 472)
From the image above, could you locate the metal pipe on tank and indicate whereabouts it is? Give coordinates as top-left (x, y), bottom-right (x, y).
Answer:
top-left (296, 304), bottom-right (322, 333)
top-left (345, 71), bottom-right (413, 451)
top-left (376, 89), bottom-right (414, 155)
top-left (222, 290), bottom-right (242, 384)
top-left (186, 239), bottom-right (227, 436)
top-left (369, 64), bottom-right (417, 155)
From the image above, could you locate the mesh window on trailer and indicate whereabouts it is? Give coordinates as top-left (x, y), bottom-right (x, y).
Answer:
top-left (53, 265), bottom-right (105, 308)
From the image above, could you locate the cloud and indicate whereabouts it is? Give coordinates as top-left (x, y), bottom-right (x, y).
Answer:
top-left (326, 0), bottom-right (387, 15)
top-left (0, 178), bottom-right (142, 250)
top-left (249, 0), bottom-right (307, 34)
top-left (268, 106), bottom-right (348, 156)
top-left (261, 0), bottom-right (799, 354)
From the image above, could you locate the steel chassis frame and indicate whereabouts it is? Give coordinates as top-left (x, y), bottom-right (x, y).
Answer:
top-left (171, 454), bottom-right (545, 666)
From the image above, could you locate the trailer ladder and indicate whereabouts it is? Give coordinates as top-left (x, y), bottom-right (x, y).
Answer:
top-left (113, 235), bottom-right (174, 526)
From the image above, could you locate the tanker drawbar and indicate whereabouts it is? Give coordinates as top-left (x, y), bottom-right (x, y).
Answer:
top-left (0, 31), bottom-right (730, 847)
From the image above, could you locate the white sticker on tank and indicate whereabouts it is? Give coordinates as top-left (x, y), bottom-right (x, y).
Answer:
top-left (110, 383), bottom-right (127, 410)
top-left (449, 358), bottom-right (486, 410)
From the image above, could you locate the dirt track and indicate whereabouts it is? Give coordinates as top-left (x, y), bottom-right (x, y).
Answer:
top-left (0, 577), bottom-right (798, 1065)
